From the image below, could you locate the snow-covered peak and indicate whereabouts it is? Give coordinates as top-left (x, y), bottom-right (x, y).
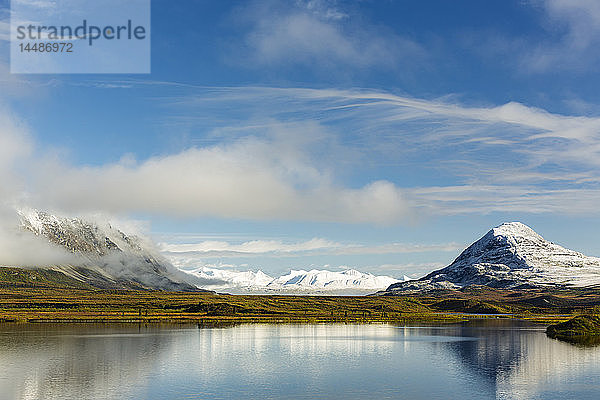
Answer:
top-left (186, 266), bottom-right (274, 289)
top-left (387, 222), bottom-right (600, 292)
top-left (17, 208), bottom-right (142, 257)
top-left (491, 222), bottom-right (543, 241)
top-left (17, 208), bottom-right (57, 234)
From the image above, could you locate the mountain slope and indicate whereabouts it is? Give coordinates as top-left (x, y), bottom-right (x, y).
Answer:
top-left (386, 222), bottom-right (600, 293)
top-left (15, 209), bottom-right (199, 291)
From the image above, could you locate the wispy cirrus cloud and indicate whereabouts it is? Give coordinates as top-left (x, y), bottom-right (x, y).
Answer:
top-left (407, 186), bottom-right (600, 215)
top-left (161, 85), bottom-right (600, 172)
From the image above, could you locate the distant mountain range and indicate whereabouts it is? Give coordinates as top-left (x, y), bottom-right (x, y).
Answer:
top-left (185, 266), bottom-right (404, 294)
top-left (384, 222), bottom-right (600, 293)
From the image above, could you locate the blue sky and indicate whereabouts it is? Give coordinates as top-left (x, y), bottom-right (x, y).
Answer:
top-left (1, 0), bottom-right (600, 278)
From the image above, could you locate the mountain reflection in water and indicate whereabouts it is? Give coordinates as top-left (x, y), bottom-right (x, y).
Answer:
top-left (0, 321), bottom-right (599, 400)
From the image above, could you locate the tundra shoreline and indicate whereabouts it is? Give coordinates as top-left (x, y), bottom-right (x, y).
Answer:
top-left (0, 286), bottom-right (594, 326)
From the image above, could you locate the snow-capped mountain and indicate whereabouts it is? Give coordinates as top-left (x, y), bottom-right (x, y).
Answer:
top-left (16, 209), bottom-right (197, 291)
top-left (268, 269), bottom-right (400, 292)
top-left (185, 266), bottom-right (402, 294)
top-left (386, 222), bottom-right (600, 292)
top-left (185, 266), bottom-right (275, 291)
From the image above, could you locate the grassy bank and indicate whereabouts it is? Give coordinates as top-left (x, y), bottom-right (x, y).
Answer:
top-left (546, 315), bottom-right (600, 345)
top-left (0, 286), bottom-right (448, 323)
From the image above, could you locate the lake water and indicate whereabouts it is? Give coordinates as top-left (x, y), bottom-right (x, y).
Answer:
top-left (1, 320), bottom-right (599, 400)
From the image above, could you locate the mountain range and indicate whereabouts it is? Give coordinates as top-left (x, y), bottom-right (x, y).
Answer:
top-left (5, 211), bottom-right (600, 294)
top-left (185, 266), bottom-right (403, 294)
top-left (5, 209), bottom-right (401, 293)
top-left (384, 222), bottom-right (600, 293)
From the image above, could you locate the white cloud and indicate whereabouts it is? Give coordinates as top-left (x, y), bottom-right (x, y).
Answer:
top-left (0, 20), bottom-right (9, 42)
top-left (302, 0), bottom-right (348, 21)
top-left (366, 262), bottom-right (447, 279)
top-left (160, 238), bottom-right (337, 254)
top-left (31, 135), bottom-right (408, 224)
top-left (159, 238), bottom-right (461, 257)
top-left (0, 92), bottom-right (76, 268)
top-left (235, 0), bottom-right (423, 70)
top-left (0, 108), bottom-right (32, 200)
top-left (0, 111), bottom-right (74, 267)
top-left (459, 1), bottom-right (600, 74)
top-left (0, 207), bottom-right (83, 267)
top-left (522, 0), bottom-right (600, 72)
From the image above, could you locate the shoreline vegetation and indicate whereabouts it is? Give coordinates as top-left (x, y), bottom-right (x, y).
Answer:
top-left (546, 315), bottom-right (600, 345)
top-left (2, 267), bottom-right (600, 326)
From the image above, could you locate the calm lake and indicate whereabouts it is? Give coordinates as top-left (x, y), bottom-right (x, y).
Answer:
top-left (1, 320), bottom-right (599, 400)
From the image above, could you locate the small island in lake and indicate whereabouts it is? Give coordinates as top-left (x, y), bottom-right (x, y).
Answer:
top-left (546, 315), bottom-right (600, 345)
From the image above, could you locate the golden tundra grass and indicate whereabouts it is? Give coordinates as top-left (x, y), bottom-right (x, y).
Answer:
top-left (0, 286), bottom-right (582, 324)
